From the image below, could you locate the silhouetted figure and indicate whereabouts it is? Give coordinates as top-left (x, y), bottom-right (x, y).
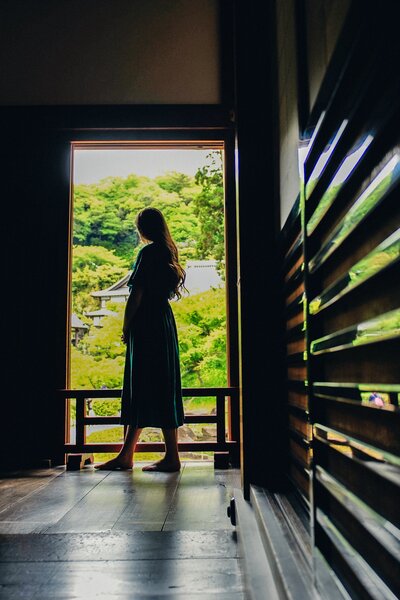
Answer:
top-left (96, 208), bottom-right (186, 472)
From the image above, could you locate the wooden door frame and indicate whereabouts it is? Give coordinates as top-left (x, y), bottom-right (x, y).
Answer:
top-left (63, 123), bottom-right (239, 462)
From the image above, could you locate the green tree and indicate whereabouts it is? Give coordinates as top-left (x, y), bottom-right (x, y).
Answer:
top-left (173, 287), bottom-right (227, 387)
top-left (194, 151), bottom-right (225, 273)
top-left (71, 163), bottom-right (227, 396)
top-left (72, 246), bottom-right (129, 317)
top-left (80, 305), bottom-right (126, 359)
top-left (70, 345), bottom-right (125, 390)
top-left (72, 288), bottom-right (227, 392)
top-left (73, 172), bottom-right (204, 264)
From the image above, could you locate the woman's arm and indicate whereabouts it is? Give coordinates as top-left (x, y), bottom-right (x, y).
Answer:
top-left (122, 285), bottom-right (144, 337)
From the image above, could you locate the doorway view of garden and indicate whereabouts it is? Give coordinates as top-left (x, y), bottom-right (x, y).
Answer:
top-left (69, 145), bottom-right (227, 462)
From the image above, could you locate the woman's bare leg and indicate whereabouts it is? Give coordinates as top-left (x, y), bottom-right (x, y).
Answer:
top-left (142, 428), bottom-right (181, 472)
top-left (96, 426), bottom-right (142, 470)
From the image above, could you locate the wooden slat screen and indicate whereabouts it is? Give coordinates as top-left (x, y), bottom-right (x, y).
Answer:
top-left (281, 199), bottom-right (312, 509)
top-left (279, 5), bottom-right (400, 596)
top-left (303, 12), bottom-right (400, 598)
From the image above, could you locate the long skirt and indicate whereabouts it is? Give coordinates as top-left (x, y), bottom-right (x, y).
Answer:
top-left (120, 301), bottom-right (184, 429)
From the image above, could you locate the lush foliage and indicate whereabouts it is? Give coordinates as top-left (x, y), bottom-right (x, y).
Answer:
top-left (70, 152), bottom-right (227, 425)
top-left (173, 287), bottom-right (227, 387)
top-left (194, 152), bottom-right (225, 273)
top-left (71, 288), bottom-right (227, 403)
top-left (73, 171), bottom-right (202, 265)
top-left (72, 247), bottom-right (129, 317)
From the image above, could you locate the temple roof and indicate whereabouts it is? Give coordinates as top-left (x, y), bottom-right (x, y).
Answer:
top-left (91, 272), bottom-right (132, 298)
top-left (84, 308), bottom-right (117, 317)
top-left (71, 313), bottom-right (89, 329)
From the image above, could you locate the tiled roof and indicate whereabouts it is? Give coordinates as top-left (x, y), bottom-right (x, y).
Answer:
top-left (91, 272), bottom-right (132, 297)
top-left (84, 308), bottom-right (117, 317)
top-left (71, 313), bottom-right (89, 329)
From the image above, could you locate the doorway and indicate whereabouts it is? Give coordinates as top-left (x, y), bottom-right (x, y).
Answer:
top-left (66, 140), bottom-right (239, 465)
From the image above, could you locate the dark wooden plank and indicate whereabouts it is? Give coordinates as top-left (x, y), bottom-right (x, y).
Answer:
top-left (45, 469), bottom-right (181, 533)
top-left (0, 469), bottom-right (107, 524)
top-left (0, 530), bottom-right (240, 562)
top-left (0, 470), bottom-right (109, 533)
top-left (0, 469), bottom-right (60, 513)
top-left (75, 397), bottom-right (85, 447)
top-left (58, 387), bottom-right (239, 398)
top-left (314, 437), bottom-right (400, 528)
top-left (163, 465), bottom-right (240, 531)
top-left (316, 509), bottom-right (395, 600)
top-left (82, 415), bottom-right (218, 425)
top-left (313, 338), bottom-right (400, 384)
top-left (65, 441), bottom-right (237, 453)
top-left (313, 395), bottom-right (400, 455)
top-left (0, 559), bottom-right (244, 599)
top-left (289, 463), bottom-right (310, 500)
top-left (216, 393), bottom-right (226, 444)
top-left (316, 468), bottom-right (400, 597)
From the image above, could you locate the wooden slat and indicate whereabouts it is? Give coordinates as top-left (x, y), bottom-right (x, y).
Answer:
top-left (59, 387), bottom-right (238, 398)
top-left (281, 193), bottom-right (308, 515)
top-left (290, 462), bottom-right (310, 500)
top-left (307, 99), bottom-right (400, 242)
top-left (289, 414), bottom-right (312, 440)
top-left (309, 155), bottom-right (400, 276)
top-left (283, 233), bottom-right (303, 266)
top-left (287, 365), bottom-right (307, 381)
top-left (285, 322), bottom-right (304, 340)
top-left (285, 255), bottom-right (303, 283)
top-left (313, 437), bottom-right (400, 528)
top-left (286, 295), bottom-right (304, 317)
top-left (216, 393), bottom-right (226, 444)
top-left (63, 387), bottom-right (238, 458)
top-left (83, 415), bottom-right (219, 426)
top-left (289, 439), bottom-right (311, 468)
top-left (65, 441), bottom-right (237, 453)
top-left (313, 381), bottom-right (400, 403)
top-left (309, 229), bottom-right (400, 317)
top-left (315, 189), bottom-right (400, 291)
top-left (286, 282), bottom-right (305, 306)
top-left (287, 337), bottom-right (306, 355)
top-left (313, 394), bottom-right (400, 455)
top-left (75, 398), bottom-right (85, 447)
top-left (314, 338), bottom-right (400, 384)
top-left (288, 390), bottom-right (309, 411)
top-left (315, 511), bottom-right (395, 600)
top-left (286, 311), bottom-right (304, 331)
top-left (316, 468), bottom-right (400, 597)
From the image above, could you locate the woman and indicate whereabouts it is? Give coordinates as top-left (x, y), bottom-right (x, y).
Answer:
top-left (97, 207), bottom-right (186, 472)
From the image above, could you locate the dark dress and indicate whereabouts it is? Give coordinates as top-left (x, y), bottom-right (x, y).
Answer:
top-left (120, 242), bottom-right (184, 429)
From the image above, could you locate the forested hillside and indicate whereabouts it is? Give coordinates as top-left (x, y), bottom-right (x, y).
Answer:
top-left (71, 151), bottom-right (227, 401)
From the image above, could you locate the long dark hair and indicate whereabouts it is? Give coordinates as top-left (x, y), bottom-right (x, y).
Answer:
top-left (136, 207), bottom-right (186, 299)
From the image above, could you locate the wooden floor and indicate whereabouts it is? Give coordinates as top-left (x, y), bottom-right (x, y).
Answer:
top-left (0, 462), bottom-right (245, 599)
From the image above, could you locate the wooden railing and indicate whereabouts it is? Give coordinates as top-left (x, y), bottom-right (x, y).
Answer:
top-left (59, 387), bottom-right (239, 463)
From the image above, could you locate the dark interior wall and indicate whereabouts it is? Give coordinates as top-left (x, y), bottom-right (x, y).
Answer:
top-left (1, 122), bottom-right (71, 467)
top-left (277, 0), bottom-right (351, 227)
top-left (234, 0), bottom-right (288, 493)
top-left (0, 0), bottom-right (220, 105)
top-left (305, 0), bottom-right (351, 113)
top-left (276, 0), bottom-right (300, 227)
top-left (0, 0), bottom-right (225, 468)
